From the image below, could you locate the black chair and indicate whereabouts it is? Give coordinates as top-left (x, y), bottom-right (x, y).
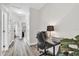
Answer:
top-left (36, 31), bottom-right (53, 56)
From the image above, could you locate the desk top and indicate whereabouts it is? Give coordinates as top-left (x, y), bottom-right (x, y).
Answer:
top-left (46, 37), bottom-right (61, 45)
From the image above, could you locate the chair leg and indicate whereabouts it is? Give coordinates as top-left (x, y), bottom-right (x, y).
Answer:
top-left (53, 46), bottom-right (55, 56)
top-left (39, 49), bottom-right (47, 56)
top-left (39, 53), bottom-right (45, 56)
top-left (44, 49), bottom-right (47, 55)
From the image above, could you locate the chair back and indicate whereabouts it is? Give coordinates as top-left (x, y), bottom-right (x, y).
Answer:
top-left (36, 31), bottom-right (47, 49)
top-left (36, 31), bottom-right (47, 43)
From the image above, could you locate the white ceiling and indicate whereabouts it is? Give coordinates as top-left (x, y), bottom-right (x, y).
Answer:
top-left (2, 3), bottom-right (46, 10)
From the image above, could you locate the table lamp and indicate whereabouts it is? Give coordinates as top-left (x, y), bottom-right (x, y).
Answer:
top-left (47, 25), bottom-right (54, 38)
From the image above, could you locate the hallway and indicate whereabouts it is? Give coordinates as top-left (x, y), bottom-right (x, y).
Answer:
top-left (4, 37), bottom-right (33, 56)
top-left (0, 4), bottom-right (31, 56)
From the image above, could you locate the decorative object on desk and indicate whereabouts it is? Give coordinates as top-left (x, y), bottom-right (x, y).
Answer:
top-left (47, 25), bottom-right (54, 38)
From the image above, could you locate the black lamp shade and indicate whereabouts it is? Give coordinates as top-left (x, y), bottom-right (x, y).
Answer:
top-left (47, 25), bottom-right (54, 31)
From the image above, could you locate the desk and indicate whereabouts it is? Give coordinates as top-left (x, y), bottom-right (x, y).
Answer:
top-left (46, 39), bottom-right (60, 56)
top-left (52, 41), bottom-right (60, 56)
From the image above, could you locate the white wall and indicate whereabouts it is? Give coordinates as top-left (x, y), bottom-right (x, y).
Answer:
top-left (30, 8), bottom-right (41, 45)
top-left (40, 3), bottom-right (79, 38)
top-left (0, 8), bottom-right (2, 55)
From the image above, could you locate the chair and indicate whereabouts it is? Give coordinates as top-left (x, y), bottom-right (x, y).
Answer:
top-left (36, 31), bottom-right (53, 56)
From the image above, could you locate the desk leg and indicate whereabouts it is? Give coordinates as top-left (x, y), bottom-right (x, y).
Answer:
top-left (53, 46), bottom-right (55, 56)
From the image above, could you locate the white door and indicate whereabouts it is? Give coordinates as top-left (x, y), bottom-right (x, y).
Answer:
top-left (1, 7), bottom-right (15, 55)
top-left (2, 10), bottom-right (8, 55)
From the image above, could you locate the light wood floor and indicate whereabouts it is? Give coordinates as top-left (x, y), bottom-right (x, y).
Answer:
top-left (30, 45), bottom-right (40, 56)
